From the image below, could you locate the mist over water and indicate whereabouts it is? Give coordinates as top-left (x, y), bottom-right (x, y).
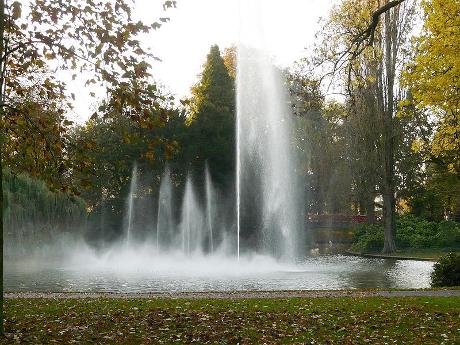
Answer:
top-left (6, 245), bottom-right (434, 292)
top-left (5, 160), bottom-right (433, 293)
top-left (4, 161), bottom-right (433, 292)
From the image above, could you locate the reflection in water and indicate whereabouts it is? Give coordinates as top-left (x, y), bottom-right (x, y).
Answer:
top-left (5, 255), bottom-right (433, 293)
top-left (343, 259), bottom-right (397, 289)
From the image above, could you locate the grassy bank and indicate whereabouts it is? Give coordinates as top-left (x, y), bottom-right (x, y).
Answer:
top-left (347, 248), bottom-right (459, 260)
top-left (3, 296), bottom-right (460, 344)
top-left (379, 249), bottom-right (457, 260)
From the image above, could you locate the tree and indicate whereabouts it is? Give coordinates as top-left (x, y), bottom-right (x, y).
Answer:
top-left (402, 0), bottom-right (459, 110)
top-left (3, 169), bottom-right (86, 257)
top-left (312, 0), bottom-right (416, 252)
top-left (327, 0), bottom-right (405, 82)
top-left (183, 45), bottom-right (235, 190)
top-left (401, 0), bottom-right (460, 220)
top-left (288, 70), bottom-right (354, 215)
top-left (0, 0), bottom-right (176, 334)
top-left (345, 81), bottom-right (382, 223)
top-left (402, 0), bottom-right (460, 172)
top-left (408, 163), bottom-right (460, 221)
top-left (2, 66), bottom-right (76, 190)
top-left (222, 45), bottom-right (237, 79)
top-left (70, 84), bottom-right (181, 242)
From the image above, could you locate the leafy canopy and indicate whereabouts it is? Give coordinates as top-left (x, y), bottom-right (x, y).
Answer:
top-left (402, 0), bottom-right (460, 174)
top-left (1, 0), bottom-right (176, 192)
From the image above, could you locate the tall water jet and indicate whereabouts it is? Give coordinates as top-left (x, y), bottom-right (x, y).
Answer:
top-left (180, 173), bottom-right (204, 255)
top-left (125, 163), bottom-right (138, 247)
top-left (156, 166), bottom-right (173, 252)
top-left (205, 162), bottom-right (215, 253)
top-left (236, 0), bottom-right (303, 260)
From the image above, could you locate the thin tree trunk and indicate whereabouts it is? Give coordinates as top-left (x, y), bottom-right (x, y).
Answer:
top-left (0, 132), bottom-right (3, 337)
top-left (0, 0), bottom-right (5, 335)
top-left (454, 192), bottom-right (460, 223)
top-left (382, 175), bottom-right (396, 252)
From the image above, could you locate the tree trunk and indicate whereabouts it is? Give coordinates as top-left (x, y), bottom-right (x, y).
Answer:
top-left (381, 3), bottom-right (398, 253)
top-left (454, 192), bottom-right (460, 223)
top-left (365, 193), bottom-right (375, 224)
top-left (0, 0), bottom-right (5, 335)
top-left (382, 174), bottom-right (396, 252)
top-left (0, 131), bottom-right (3, 336)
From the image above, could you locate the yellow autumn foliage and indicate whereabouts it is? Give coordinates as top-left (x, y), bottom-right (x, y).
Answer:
top-left (402, 0), bottom-right (460, 172)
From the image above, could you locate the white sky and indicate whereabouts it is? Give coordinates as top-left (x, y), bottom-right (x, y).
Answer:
top-left (69, 0), bottom-right (339, 122)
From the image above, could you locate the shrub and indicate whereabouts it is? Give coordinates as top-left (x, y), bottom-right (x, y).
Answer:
top-left (435, 221), bottom-right (460, 248)
top-left (351, 215), bottom-right (460, 253)
top-left (351, 224), bottom-right (384, 252)
top-left (396, 215), bottom-right (437, 248)
top-left (431, 253), bottom-right (460, 287)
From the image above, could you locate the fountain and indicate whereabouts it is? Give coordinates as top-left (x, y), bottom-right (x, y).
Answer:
top-left (156, 166), bottom-right (174, 252)
top-left (180, 173), bottom-right (205, 255)
top-left (125, 163), bottom-right (138, 247)
top-left (3, 0), bottom-right (436, 293)
top-left (236, 0), bottom-right (303, 260)
top-left (205, 162), bottom-right (215, 253)
top-left (2, 0), bottom-right (302, 263)
top-left (122, 165), bottom-right (222, 257)
top-left (118, 0), bottom-right (302, 261)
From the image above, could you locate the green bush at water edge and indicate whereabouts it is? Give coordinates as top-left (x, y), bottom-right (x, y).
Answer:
top-left (431, 253), bottom-right (460, 287)
top-left (351, 215), bottom-right (460, 253)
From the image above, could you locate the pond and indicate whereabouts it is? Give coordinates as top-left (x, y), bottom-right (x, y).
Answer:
top-left (5, 254), bottom-right (433, 293)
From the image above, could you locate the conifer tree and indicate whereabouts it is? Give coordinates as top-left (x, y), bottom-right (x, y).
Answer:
top-left (185, 45), bottom-right (236, 189)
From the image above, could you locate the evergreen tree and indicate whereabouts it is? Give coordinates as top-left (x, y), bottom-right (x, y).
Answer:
top-left (183, 45), bottom-right (236, 189)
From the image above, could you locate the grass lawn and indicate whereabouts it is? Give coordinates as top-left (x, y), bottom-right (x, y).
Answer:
top-left (3, 296), bottom-right (460, 344)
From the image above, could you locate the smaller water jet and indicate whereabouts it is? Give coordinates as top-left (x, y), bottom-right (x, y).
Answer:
top-left (180, 173), bottom-right (204, 255)
top-left (156, 166), bottom-right (174, 252)
top-left (125, 163), bottom-right (138, 247)
top-left (205, 162), bottom-right (215, 253)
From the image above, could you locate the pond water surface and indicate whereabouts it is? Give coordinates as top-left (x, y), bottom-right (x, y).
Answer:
top-left (5, 254), bottom-right (433, 293)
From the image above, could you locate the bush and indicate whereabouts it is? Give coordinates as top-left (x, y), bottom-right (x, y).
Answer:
top-left (351, 224), bottom-right (384, 252)
top-left (431, 253), bottom-right (460, 287)
top-left (435, 221), bottom-right (460, 248)
top-left (351, 215), bottom-right (460, 253)
top-left (396, 215), bottom-right (437, 248)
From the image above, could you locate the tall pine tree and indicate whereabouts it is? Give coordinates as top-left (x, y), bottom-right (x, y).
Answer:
top-left (184, 45), bottom-right (235, 189)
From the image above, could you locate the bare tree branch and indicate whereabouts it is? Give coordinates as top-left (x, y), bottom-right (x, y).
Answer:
top-left (325, 0), bottom-right (405, 96)
top-left (353, 1), bottom-right (405, 52)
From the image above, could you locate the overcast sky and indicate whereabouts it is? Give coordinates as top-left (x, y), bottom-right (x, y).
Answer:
top-left (69, 0), bottom-right (339, 122)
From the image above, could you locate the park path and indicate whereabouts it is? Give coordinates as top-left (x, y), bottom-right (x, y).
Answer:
top-left (5, 289), bottom-right (460, 300)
